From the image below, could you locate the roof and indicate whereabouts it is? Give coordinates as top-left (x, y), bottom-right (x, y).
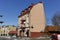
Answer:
top-left (8, 31), bottom-right (17, 34)
top-left (18, 4), bottom-right (34, 18)
top-left (45, 26), bottom-right (60, 32)
top-left (18, 2), bottom-right (43, 18)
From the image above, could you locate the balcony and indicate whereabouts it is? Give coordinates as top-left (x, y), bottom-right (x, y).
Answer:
top-left (21, 19), bottom-right (26, 24)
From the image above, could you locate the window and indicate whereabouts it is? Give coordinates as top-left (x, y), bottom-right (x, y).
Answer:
top-left (1, 34), bottom-right (2, 36)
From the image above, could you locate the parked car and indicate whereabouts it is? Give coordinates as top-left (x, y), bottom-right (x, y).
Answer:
top-left (12, 35), bottom-right (16, 38)
top-left (51, 34), bottom-right (60, 40)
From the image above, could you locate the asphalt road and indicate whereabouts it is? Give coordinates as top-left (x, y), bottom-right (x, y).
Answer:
top-left (0, 37), bottom-right (18, 40)
top-left (0, 37), bottom-right (52, 40)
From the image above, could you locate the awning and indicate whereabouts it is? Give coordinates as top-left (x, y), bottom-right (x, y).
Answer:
top-left (8, 31), bottom-right (17, 34)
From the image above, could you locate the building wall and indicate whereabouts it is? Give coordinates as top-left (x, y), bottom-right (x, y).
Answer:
top-left (30, 3), bottom-right (46, 32)
top-left (6, 25), bottom-right (16, 31)
top-left (45, 26), bottom-right (59, 32)
top-left (30, 32), bottom-right (49, 38)
top-left (0, 25), bottom-right (16, 36)
top-left (18, 2), bottom-right (46, 37)
top-left (18, 13), bottom-right (30, 36)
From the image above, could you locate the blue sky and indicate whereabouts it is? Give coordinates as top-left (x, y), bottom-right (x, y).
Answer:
top-left (0, 0), bottom-right (60, 26)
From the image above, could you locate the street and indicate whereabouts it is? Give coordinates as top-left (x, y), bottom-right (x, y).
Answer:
top-left (0, 36), bottom-right (52, 40)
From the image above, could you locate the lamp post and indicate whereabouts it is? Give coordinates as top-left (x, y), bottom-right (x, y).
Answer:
top-left (0, 15), bottom-right (3, 17)
top-left (0, 15), bottom-right (4, 25)
top-left (0, 15), bottom-right (4, 36)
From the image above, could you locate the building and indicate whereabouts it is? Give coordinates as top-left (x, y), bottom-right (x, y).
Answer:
top-left (18, 2), bottom-right (46, 37)
top-left (0, 25), bottom-right (16, 36)
top-left (45, 26), bottom-right (60, 34)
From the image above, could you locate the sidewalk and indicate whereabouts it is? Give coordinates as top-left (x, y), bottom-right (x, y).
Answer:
top-left (18, 37), bottom-right (52, 40)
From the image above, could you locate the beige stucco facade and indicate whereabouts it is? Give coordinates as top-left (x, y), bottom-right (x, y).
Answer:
top-left (18, 14), bottom-right (29, 36)
top-left (18, 2), bottom-right (46, 37)
top-left (30, 3), bottom-right (46, 32)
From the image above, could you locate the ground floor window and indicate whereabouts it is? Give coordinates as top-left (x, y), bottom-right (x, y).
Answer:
top-left (1, 34), bottom-right (2, 36)
top-left (0, 34), bottom-right (7, 36)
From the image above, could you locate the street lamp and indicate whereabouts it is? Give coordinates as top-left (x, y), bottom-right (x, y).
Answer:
top-left (0, 21), bottom-right (4, 24)
top-left (0, 15), bottom-right (4, 25)
top-left (0, 15), bottom-right (3, 17)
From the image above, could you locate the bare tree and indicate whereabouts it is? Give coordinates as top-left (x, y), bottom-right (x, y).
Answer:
top-left (52, 12), bottom-right (60, 26)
